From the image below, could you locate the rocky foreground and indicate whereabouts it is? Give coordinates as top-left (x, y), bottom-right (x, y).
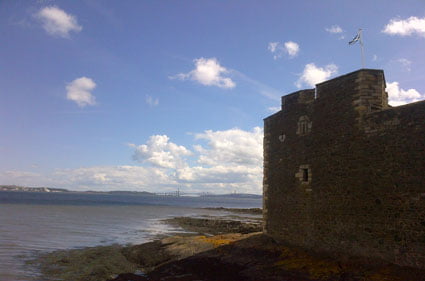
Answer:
top-left (33, 209), bottom-right (425, 281)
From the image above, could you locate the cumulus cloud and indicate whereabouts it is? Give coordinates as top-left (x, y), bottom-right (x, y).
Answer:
top-left (36, 6), bottom-right (82, 38)
top-left (386, 81), bottom-right (425, 106)
top-left (295, 63), bottom-right (338, 88)
top-left (66, 77), bottom-right (97, 107)
top-left (383, 16), bottom-right (425, 37)
top-left (170, 58), bottom-right (235, 89)
top-left (176, 165), bottom-right (261, 184)
top-left (325, 25), bottom-right (343, 34)
top-left (284, 41), bottom-right (300, 57)
top-left (130, 135), bottom-right (192, 169)
top-left (172, 127), bottom-right (263, 193)
top-left (130, 127), bottom-right (263, 193)
top-left (2, 127), bottom-right (264, 194)
top-left (145, 95), bottom-right (159, 107)
top-left (268, 41), bottom-right (299, 59)
top-left (194, 127), bottom-right (263, 167)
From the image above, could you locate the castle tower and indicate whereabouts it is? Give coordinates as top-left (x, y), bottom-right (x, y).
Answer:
top-left (263, 69), bottom-right (425, 269)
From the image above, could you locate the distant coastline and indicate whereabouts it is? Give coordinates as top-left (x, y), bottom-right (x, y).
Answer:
top-left (0, 185), bottom-right (262, 198)
top-left (0, 185), bottom-right (70, 193)
top-left (0, 185), bottom-right (156, 196)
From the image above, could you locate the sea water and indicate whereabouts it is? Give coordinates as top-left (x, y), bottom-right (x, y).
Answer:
top-left (0, 191), bottom-right (261, 281)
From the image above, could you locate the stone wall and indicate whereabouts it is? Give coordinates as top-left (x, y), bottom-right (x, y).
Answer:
top-left (263, 69), bottom-right (425, 268)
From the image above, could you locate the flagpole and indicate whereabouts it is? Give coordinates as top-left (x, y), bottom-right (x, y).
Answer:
top-left (359, 29), bottom-right (365, 68)
top-left (349, 29), bottom-right (365, 69)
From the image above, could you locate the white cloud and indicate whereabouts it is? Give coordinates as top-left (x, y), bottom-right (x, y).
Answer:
top-left (268, 42), bottom-right (278, 53)
top-left (284, 41), bottom-right (299, 57)
top-left (194, 127), bottom-right (263, 167)
top-left (175, 127), bottom-right (263, 193)
top-left (53, 166), bottom-right (172, 190)
top-left (175, 165), bottom-right (261, 185)
top-left (268, 41), bottom-right (300, 59)
top-left (0, 170), bottom-right (50, 186)
top-left (267, 106), bottom-right (281, 113)
top-left (397, 58), bottom-right (412, 72)
top-left (170, 58), bottom-right (235, 89)
top-left (108, 127), bottom-right (263, 193)
top-left (325, 25), bottom-right (343, 34)
top-left (36, 6), bottom-right (82, 38)
top-left (295, 63), bottom-right (338, 88)
top-left (2, 127), bottom-right (264, 194)
top-left (145, 95), bottom-right (159, 107)
top-left (386, 81), bottom-right (424, 106)
top-left (373, 54), bottom-right (378, 61)
top-left (383, 16), bottom-right (425, 37)
top-left (130, 135), bottom-right (192, 169)
top-left (66, 77), bottom-right (97, 107)
top-left (0, 166), bottom-right (172, 192)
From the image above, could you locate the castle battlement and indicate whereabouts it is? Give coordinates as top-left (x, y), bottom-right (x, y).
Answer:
top-left (263, 69), bottom-right (425, 269)
top-left (279, 69), bottom-right (389, 114)
top-left (281, 89), bottom-right (315, 110)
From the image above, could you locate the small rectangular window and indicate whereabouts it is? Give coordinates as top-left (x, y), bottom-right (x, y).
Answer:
top-left (302, 169), bottom-right (309, 182)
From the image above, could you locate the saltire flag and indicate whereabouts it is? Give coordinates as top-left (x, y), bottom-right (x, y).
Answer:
top-left (349, 30), bottom-right (361, 45)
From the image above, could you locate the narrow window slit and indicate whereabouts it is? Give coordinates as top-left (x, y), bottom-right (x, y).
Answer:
top-left (302, 169), bottom-right (309, 182)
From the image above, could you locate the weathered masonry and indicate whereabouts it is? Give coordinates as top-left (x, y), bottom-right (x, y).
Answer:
top-left (263, 69), bottom-right (425, 269)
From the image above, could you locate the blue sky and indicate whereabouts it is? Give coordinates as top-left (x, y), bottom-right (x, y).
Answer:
top-left (1, 0), bottom-right (424, 194)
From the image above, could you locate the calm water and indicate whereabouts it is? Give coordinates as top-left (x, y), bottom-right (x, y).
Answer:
top-left (0, 191), bottom-right (261, 281)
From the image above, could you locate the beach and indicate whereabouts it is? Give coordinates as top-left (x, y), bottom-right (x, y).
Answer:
top-left (0, 191), bottom-right (262, 280)
top-left (32, 208), bottom-right (425, 281)
top-left (31, 208), bottom-right (263, 281)
top-left (3, 192), bottom-right (425, 281)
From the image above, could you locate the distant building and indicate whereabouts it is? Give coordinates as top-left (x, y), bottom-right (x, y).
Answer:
top-left (263, 69), bottom-right (425, 268)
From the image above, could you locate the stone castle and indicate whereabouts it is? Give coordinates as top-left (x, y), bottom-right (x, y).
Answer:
top-left (263, 69), bottom-right (425, 268)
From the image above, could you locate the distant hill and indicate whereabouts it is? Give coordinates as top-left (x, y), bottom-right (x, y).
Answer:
top-left (104, 190), bottom-right (155, 196)
top-left (0, 185), bottom-right (69, 193)
top-left (201, 193), bottom-right (262, 199)
top-left (0, 185), bottom-right (261, 198)
top-left (0, 185), bottom-right (155, 196)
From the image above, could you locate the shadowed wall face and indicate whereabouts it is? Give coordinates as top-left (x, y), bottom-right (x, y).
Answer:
top-left (263, 69), bottom-right (425, 269)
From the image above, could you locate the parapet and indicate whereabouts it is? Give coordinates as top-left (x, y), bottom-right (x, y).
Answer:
top-left (281, 89), bottom-right (315, 111)
top-left (316, 69), bottom-right (389, 113)
top-left (279, 69), bottom-right (389, 115)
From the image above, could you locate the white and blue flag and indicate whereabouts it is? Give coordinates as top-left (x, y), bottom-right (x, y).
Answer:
top-left (349, 29), bottom-right (362, 45)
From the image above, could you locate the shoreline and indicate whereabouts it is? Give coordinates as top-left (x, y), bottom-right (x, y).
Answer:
top-left (30, 208), bottom-right (262, 281)
top-left (31, 208), bottom-right (425, 281)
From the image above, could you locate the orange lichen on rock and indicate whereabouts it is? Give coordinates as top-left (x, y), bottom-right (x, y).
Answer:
top-left (195, 233), bottom-right (253, 248)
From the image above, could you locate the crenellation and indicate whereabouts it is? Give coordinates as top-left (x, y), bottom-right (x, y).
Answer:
top-left (263, 69), bottom-right (425, 269)
top-left (281, 89), bottom-right (315, 111)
